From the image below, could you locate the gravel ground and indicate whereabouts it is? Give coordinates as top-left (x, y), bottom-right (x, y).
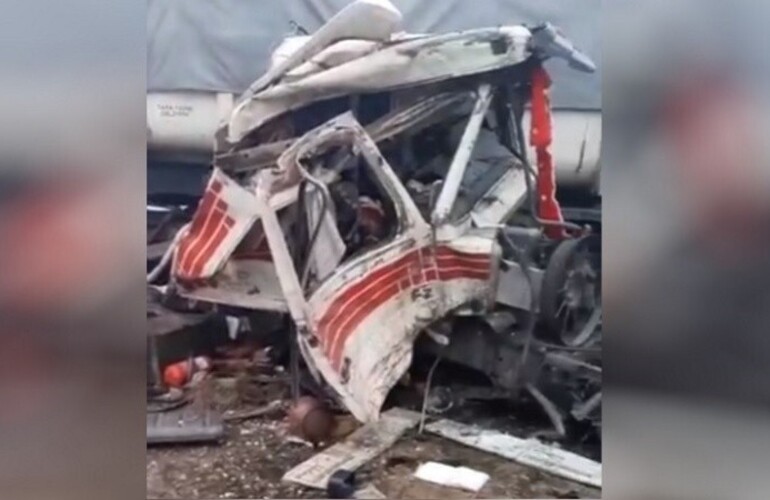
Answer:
top-left (147, 392), bottom-right (600, 499)
top-left (147, 415), bottom-right (319, 499)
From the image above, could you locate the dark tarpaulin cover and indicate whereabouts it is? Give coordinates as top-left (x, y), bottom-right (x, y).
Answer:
top-left (148, 0), bottom-right (600, 109)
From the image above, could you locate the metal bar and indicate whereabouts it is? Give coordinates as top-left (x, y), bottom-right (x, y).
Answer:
top-left (254, 185), bottom-right (310, 330)
top-left (431, 83), bottom-right (493, 226)
top-left (572, 390), bottom-right (601, 422)
top-left (526, 383), bottom-right (566, 437)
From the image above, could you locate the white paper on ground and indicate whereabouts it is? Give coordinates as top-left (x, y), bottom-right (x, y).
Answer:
top-left (414, 461), bottom-right (490, 492)
top-left (425, 418), bottom-right (602, 488)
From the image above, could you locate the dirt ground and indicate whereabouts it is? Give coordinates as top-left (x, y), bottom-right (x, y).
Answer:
top-left (147, 399), bottom-right (600, 499)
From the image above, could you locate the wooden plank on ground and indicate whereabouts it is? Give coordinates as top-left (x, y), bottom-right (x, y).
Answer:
top-left (425, 419), bottom-right (602, 488)
top-left (282, 408), bottom-right (421, 489)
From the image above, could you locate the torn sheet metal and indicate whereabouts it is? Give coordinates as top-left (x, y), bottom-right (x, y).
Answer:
top-left (172, 146), bottom-right (339, 286)
top-left (282, 407), bottom-right (420, 489)
top-left (283, 38), bottom-right (383, 82)
top-left (301, 232), bottom-right (499, 422)
top-left (275, 113), bottom-right (501, 422)
top-left (425, 419), bottom-right (602, 488)
top-left (173, 168), bottom-right (261, 282)
top-left (227, 1), bottom-right (594, 145)
top-left (181, 259), bottom-right (290, 312)
top-left (174, 110), bottom-right (510, 423)
top-left (173, 107), bottom-right (539, 424)
top-left (229, 22), bottom-right (533, 142)
top-left (256, 27), bottom-right (530, 102)
top-left (218, 91), bottom-right (472, 173)
top-left (238, 0), bottom-right (402, 101)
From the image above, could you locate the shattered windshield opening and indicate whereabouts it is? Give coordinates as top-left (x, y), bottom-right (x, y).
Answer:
top-left (312, 147), bottom-right (400, 266)
top-left (374, 88), bottom-right (525, 225)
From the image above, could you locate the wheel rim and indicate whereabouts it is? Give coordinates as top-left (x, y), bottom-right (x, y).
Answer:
top-left (557, 248), bottom-right (600, 345)
top-left (541, 236), bottom-right (602, 346)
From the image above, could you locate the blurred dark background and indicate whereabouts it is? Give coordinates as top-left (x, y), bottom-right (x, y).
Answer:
top-left (604, 0), bottom-right (770, 497)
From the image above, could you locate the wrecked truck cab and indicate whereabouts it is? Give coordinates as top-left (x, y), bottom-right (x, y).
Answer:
top-left (286, 116), bottom-right (501, 421)
top-left (163, 0), bottom-right (599, 424)
top-left (176, 93), bottom-right (594, 423)
top-left (173, 111), bottom-right (501, 422)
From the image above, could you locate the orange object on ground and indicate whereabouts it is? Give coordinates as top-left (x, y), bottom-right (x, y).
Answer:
top-left (163, 361), bottom-right (190, 388)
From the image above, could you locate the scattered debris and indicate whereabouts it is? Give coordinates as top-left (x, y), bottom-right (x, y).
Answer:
top-left (282, 408), bottom-right (421, 489)
top-left (413, 461), bottom-right (490, 492)
top-left (425, 419), bottom-right (601, 488)
top-left (148, 409), bottom-right (600, 499)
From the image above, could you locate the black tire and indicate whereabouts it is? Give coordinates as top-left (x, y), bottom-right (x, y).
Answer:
top-left (539, 234), bottom-right (601, 345)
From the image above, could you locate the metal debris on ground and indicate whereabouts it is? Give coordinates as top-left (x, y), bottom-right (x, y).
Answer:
top-left (413, 461), bottom-right (490, 492)
top-left (282, 408), bottom-right (421, 490)
top-left (425, 419), bottom-right (602, 488)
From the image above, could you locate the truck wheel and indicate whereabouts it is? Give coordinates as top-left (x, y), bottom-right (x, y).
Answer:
top-left (539, 234), bottom-right (601, 346)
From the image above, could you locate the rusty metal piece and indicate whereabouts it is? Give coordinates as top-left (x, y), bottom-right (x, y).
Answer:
top-left (287, 396), bottom-right (334, 446)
